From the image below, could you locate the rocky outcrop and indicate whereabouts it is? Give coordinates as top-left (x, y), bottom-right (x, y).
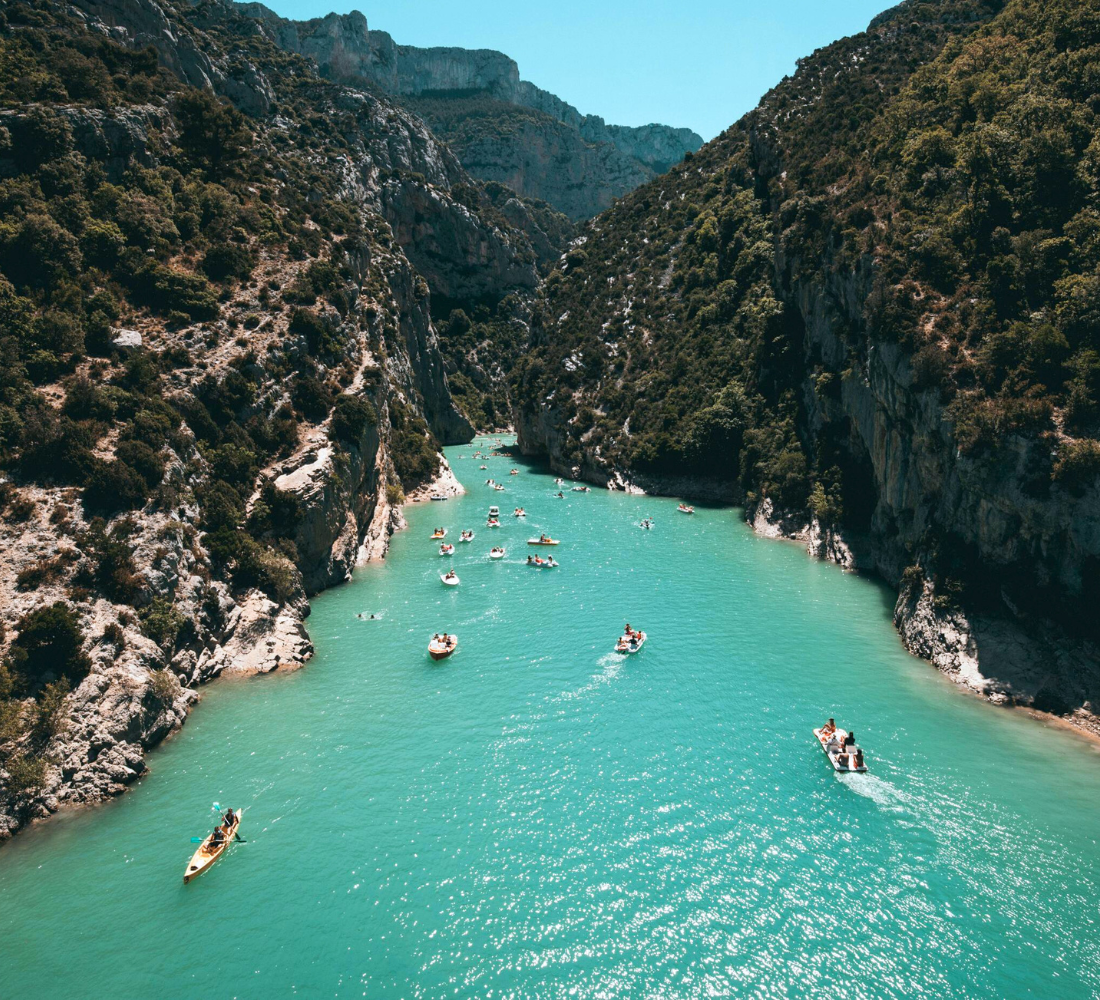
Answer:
top-left (0, 0), bottom-right (551, 841)
top-left (235, 4), bottom-right (703, 218)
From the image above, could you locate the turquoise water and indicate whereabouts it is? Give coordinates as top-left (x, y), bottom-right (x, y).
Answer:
top-left (3, 437), bottom-right (1100, 999)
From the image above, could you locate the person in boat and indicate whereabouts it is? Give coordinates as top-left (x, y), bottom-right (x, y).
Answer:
top-left (854, 749), bottom-right (864, 769)
top-left (222, 807), bottom-right (237, 831)
top-left (527, 555), bottom-right (533, 564)
top-left (845, 731), bottom-right (856, 748)
top-left (821, 718), bottom-right (836, 738)
top-left (556, 491), bottom-right (564, 498)
top-left (210, 825), bottom-right (226, 849)
top-left (624, 623), bottom-right (634, 636)
top-left (837, 751), bottom-right (850, 768)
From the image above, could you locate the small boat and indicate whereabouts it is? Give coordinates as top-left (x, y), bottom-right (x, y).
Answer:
top-left (571, 486), bottom-right (590, 493)
top-left (640, 519), bottom-right (654, 529)
top-left (510, 470), bottom-right (519, 475)
top-left (459, 530), bottom-right (475, 542)
top-left (513, 508), bottom-right (526, 517)
top-left (813, 726), bottom-right (867, 772)
top-left (554, 478), bottom-right (564, 486)
top-left (527, 536), bottom-right (559, 546)
top-left (439, 543), bottom-right (455, 556)
top-left (494, 484), bottom-right (505, 491)
top-left (430, 494), bottom-right (447, 502)
top-left (488, 506), bottom-right (500, 517)
top-left (677, 504), bottom-right (694, 514)
top-left (441, 572), bottom-right (460, 586)
top-left (480, 465), bottom-right (488, 469)
top-left (428, 634), bottom-right (458, 660)
top-left (431, 528), bottom-right (447, 539)
top-left (487, 518), bottom-right (501, 528)
top-left (184, 810), bottom-right (240, 883)
top-left (489, 547), bottom-right (505, 560)
top-left (527, 556), bottom-right (558, 568)
top-left (615, 630), bottom-right (646, 654)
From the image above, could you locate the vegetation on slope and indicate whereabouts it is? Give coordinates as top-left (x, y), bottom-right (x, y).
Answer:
top-left (515, 0), bottom-right (1100, 506)
top-left (0, 0), bottom-right (538, 799)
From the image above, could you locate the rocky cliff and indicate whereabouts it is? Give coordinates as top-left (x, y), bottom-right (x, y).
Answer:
top-left (235, 4), bottom-right (704, 218)
top-left (0, 0), bottom-right (545, 839)
top-left (512, 0), bottom-right (1100, 736)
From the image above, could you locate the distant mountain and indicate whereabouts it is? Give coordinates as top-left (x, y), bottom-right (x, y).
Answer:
top-left (236, 6), bottom-right (704, 219)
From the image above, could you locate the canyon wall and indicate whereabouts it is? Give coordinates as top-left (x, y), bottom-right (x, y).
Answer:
top-left (236, 4), bottom-right (704, 218)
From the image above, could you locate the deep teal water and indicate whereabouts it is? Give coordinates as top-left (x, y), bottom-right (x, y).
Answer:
top-left (3, 436), bottom-right (1100, 999)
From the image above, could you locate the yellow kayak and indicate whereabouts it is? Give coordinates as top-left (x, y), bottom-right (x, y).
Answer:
top-left (183, 811), bottom-right (240, 883)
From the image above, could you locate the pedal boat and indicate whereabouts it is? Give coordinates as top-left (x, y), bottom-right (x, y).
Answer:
top-left (615, 631), bottom-right (646, 654)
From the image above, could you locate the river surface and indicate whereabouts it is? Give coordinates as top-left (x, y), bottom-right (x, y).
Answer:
top-left (3, 437), bottom-right (1100, 999)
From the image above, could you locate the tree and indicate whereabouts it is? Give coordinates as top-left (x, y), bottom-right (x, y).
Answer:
top-left (173, 90), bottom-right (250, 177)
top-left (8, 603), bottom-right (90, 692)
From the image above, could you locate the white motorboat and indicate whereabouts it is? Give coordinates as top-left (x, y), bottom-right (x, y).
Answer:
top-left (489, 547), bottom-right (506, 560)
top-left (440, 572), bottom-right (460, 586)
top-left (459, 530), bottom-right (475, 542)
top-left (615, 630), bottom-right (646, 654)
top-left (428, 634), bottom-right (458, 659)
top-left (812, 726), bottom-right (867, 772)
top-left (439, 543), bottom-right (455, 556)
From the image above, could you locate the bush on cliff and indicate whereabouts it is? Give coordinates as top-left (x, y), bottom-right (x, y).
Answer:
top-left (8, 603), bottom-right (90, 693)
top-left (329, 393), bottom-right (377, 446)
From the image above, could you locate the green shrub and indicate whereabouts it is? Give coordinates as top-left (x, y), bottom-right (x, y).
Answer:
top-left (2, 751), bottom-right (48, 793)
top-left (8, 603), bottom-right (90, 692)
top-left (83, 459), bottom-right (150, 514)
top-left (202, 243), bottom-right (255, 282)
top-left (114, 441), bottom-right (165, 489)
top-left (30, 679), bottom-right (70, 743)
top-left (1052, 439), bottom-right (1100, 496)
top-left (140, 598), bottom-right (186, 649)
top-left (329, 393), bottom-right (377, 445)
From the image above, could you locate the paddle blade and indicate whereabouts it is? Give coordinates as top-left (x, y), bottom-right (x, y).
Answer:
top-left (190, 837), bottom-right (203, 843)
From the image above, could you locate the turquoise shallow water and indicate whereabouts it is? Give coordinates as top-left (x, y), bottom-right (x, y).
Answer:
top-left (3, 436), bottom-right (1100, 999)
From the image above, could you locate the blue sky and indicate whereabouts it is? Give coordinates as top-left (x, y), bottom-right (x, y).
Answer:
top-left (262, 1), bottom-right (896, 141)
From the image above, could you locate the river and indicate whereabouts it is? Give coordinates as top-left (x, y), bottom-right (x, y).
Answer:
top-left (3, 437), bottom-right (1100, 998)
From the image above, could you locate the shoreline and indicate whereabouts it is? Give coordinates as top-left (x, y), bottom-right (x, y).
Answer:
top-left (0, 449), bottom-right (467, 845)
top-left (539, 461), bottom-right (1100, 749)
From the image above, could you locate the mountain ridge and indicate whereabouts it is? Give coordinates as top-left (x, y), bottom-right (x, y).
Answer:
top-left (234, 3), bottom-right (704, 218)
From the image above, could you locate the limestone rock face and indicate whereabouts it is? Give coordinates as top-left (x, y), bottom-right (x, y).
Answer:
top-left (237, 6), bottom-right (704, 218)
top-left (0, 0), bottom-right (546, 841)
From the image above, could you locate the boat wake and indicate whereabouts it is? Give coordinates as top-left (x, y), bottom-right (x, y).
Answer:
top-left (555, 653), bottom-right (623, 703)
top-left (836, 771), bottom-right (913, 814)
